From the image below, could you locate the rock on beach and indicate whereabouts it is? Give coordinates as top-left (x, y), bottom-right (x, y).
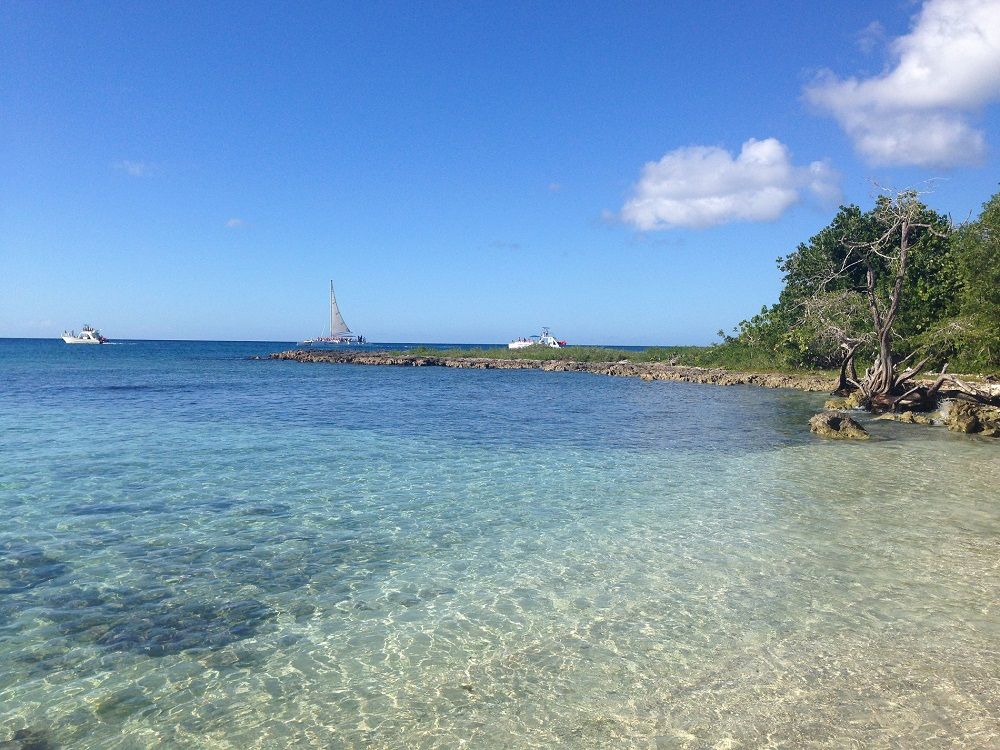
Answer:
top-left (940, 400), bottom-right (1000, 437)
top-left (809, 411), bottom-right (870, 440)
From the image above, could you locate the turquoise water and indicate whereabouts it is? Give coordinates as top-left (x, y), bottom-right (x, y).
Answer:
top-left (1, 339), bottom-right (997, 749)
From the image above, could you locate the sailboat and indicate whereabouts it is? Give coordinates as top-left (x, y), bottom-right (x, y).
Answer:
top-left (300, 281), bottom-right (365, 345)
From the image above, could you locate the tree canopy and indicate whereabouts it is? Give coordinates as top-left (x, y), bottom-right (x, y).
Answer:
top-left (715, 187), bottom-right (999, 374)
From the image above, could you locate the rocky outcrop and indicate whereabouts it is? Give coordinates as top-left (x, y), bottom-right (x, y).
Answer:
top-left (809, 411), bottom-right (870, 440)
top-left (876, 410), bottom-right (934, 425)
top-left (824, 391), bottom-right (864, 410)
top-left (268, 350), bottom-right (837, 392)
top-left (940, 400), bottom-right (1000, 437)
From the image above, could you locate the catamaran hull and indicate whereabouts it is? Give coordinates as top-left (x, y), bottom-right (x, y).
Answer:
top-left (300, 341), bottom-right (361, 346)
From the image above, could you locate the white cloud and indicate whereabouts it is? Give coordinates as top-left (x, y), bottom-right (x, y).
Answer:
top-left (620, 138), bottom-right (840, 230)
top-left (116, 160), bottom-right (150, 177)
top-left (806, 0), bottom-right (1000, 167)
top-left (225, 218), bottom-right (245, 229)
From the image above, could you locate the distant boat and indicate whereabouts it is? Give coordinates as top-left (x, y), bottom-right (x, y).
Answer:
top-left (508, 327), bottom-right (566, 350)
top-left (62, 325), bottom-right (107, 344)
top-left (300, 280), bottom-right (365, 345)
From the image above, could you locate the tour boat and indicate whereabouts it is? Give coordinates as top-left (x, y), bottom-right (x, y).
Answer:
top-left (61, 325), bottom-right (108, 344)
top-left (300, 280), bottom-right (365, 345)
top-left (508, 327), bottom-right (567, 349)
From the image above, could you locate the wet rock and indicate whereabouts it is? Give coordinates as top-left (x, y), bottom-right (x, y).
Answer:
top-left (809, 411), bottom-right (870, 440)
top-left (0, 541), bottom-right (69, 594)
top-left (941, 401), bottom-right (1000, 437)
top-left (825, 391), bottom-right (865, 410)
top-left (898, 410), bottom-right (933, 425)
top-left (876, 410), bottom-right (934, 425)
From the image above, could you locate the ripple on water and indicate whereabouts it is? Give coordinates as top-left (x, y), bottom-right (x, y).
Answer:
top-left (0, 540), bottom-right (69, 595)
top-left (34, 585), bottom-right (276, 658)
top-left (0, 727), bottom-right (58, 750)
top-left (0, 341), bottom-right (998, 749)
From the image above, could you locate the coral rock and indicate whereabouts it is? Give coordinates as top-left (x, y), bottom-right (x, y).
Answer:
top-left (809, 411), bottom-right (870, 440)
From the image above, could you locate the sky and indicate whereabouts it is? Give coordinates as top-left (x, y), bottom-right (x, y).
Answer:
top-left (2, 0), bottom-right (999, 344)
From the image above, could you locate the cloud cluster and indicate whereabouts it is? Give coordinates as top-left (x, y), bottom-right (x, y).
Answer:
top-left (620, 138), bottom-right (839, 230)
top-left (225, 218), bottom-right (245, 229)
top-left (805, 0), bottom-right (1000, 167)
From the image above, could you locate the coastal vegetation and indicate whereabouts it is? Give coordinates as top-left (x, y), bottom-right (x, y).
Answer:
top-left (387, 344), bottom-right (835, 375)
top-left (704, 187), bottom-right (1000, 382)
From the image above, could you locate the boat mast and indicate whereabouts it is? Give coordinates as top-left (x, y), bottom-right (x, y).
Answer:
top-left (330, 280), bottom-right (335, 337)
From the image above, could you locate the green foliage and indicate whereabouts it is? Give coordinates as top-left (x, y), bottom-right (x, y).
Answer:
top-left (933, 191), bottom-right (1000, 369)
top-left (393, 345), bottom-right (703, 364)
top-left (724, 190), bottom-right (991, 372)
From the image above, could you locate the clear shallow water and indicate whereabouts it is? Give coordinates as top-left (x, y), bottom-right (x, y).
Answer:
top-left (1, 339), bottom-right (997, 749)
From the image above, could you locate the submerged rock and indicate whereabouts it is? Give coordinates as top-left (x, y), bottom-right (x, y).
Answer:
top-left (809, 411), bottom-right (870, 440)
top-left (0, 727), bottom-right (57, 750)
top-left (41, 585), bottom-right (275, 658)
top-left (0, 540), bottom-right (68, 595)
top-left (941, 401), bottom-right (1000, 437)
top-left (94, 597), bottom-right (275, 657)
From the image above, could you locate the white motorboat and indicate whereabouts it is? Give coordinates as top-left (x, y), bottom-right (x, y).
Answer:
top-left (61, 325), bottom-right (107, 344)
top-left (508, 327), bottom-right (567, 350)
top-left (300, 280), bottom-right (365, 345)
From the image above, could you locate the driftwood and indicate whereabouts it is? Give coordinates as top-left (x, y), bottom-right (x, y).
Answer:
top-left (837, 346), bottom-right (1000, 411)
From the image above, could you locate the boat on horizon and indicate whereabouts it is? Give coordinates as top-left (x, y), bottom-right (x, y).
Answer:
top-left (508, 327), bottom-right (567, 350)
top-left (300, 280), bottom-right (365, 346)
top-left (61, 325), bottom-right (108, 344)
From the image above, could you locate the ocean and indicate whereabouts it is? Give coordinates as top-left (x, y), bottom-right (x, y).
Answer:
top-left (1, 339), bottom-right (997, 748)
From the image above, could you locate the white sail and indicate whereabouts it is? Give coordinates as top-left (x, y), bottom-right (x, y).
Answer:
top-left (329, 280), bottom-right (352, 335)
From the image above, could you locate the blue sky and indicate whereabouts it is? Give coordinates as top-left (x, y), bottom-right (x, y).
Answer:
top-left (2, 0), bottom-right (999, 343)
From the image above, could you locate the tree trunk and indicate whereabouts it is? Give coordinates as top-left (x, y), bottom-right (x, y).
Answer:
top-left (835, 342), bottom-right (862, 394)
top-left (859, 218), bottom-right (911, 409)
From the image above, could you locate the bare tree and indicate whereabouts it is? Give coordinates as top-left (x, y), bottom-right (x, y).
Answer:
top-left (829, 188), bottom-right (998, 410)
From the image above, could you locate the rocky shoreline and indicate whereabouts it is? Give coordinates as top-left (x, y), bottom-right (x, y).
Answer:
top-left (268, 350), bottom-right (1000, 438)
top-left (268, 349), bottom-right (837, 391)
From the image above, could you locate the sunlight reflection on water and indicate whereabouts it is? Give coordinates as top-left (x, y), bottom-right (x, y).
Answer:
top-left (0, 340), bottom-right (997, 748)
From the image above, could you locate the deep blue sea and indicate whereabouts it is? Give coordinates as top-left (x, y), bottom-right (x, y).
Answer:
top-left (1, 339), bottom-right (997, 749)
